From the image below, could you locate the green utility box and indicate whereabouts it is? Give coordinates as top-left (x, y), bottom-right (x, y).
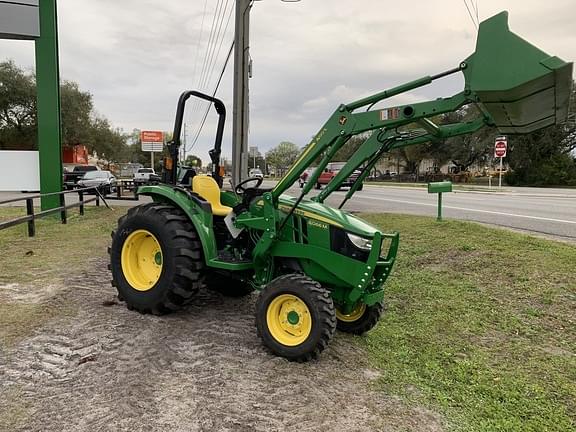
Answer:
top-left (428, 181), bottom-right (452, 221)
top-left (428, 181), bottom-right (453, 194)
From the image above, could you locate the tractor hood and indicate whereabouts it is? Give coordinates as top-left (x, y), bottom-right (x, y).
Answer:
top-left (278, 195), bottom-right (380, 238)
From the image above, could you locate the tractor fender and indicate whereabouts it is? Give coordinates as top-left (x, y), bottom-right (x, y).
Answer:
top-left (138, 185), bottom-right (218, 264)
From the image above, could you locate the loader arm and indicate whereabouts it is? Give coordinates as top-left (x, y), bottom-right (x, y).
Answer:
top-left (315, 116), bottom-right (489, 204)
top-left (271, 11), bottom-right (573, 204)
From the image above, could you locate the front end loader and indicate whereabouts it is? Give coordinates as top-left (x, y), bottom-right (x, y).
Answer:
top-left (109, 12), bottom-right (572, 361)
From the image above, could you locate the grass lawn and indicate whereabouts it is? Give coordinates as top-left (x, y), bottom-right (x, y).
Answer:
top-left (0, 206), bottom-right (126, 345)
top-left (0, 206), bottom-right (574, 430)
top-left (0, 206), bottom-right (125, 285)
top-left (363, 214), bottom-right (576, 431)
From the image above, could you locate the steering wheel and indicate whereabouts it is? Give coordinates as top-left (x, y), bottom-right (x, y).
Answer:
top-left (235, 176), bottom-right (263, 194)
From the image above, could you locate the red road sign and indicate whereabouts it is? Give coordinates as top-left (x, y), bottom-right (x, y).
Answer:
top-left (494, 137), bottom-right (507, 158)
top-left (141, 130), bottom-right (164, 153)
top-left (140, 130), bottom-right (164, 143)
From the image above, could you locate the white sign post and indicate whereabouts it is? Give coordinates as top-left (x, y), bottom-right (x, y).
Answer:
top-left (141, 131), bottom-right (164, 169)
top-left (494, 136), bottom-right (508, 189)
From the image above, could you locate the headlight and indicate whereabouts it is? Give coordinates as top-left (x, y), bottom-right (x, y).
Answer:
top-left (346, 233), bottom-right (373, 251)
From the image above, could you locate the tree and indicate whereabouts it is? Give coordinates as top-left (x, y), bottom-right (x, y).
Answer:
top-left (390, 145), bottom-right (430, 177)
top-left (428, 108), bottom-right (496, 173)
top-left (0, 61), bottom-right (36, 150)
top-left (265, 141), bottom-right (300, 176)
top-left (184, 155), bottom-right (202, 168)
top-left (60, 80), bottom-right (94, 147)
top-left (88, 116), bottom-right (126, 165)
top-left (124, 128), bottom-right (169, 171)
top-left (332, 135), bottom-right (367, 161)
top-left (249, 155), bottom-right (266, 171)
top-left (0, 60), bottom-right (129, 162)
top-left (505, 83), bottom-right (576, 186)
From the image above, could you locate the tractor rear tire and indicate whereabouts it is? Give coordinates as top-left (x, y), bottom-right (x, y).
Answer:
top-left (109, 202), bottom-right (203, 315)
top-left (205, 271), bottom-right (254, 298)
top-left (256, 274), bottom-right (336, 362)
top-left (336, 302), bottom-right (383, 335)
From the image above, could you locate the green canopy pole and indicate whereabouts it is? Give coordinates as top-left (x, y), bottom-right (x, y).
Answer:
top-left (35, 0), bottom-right (62, 211)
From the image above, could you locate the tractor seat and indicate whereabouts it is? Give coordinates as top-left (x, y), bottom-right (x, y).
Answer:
top-left (192, 175), bottom-right (232, 217)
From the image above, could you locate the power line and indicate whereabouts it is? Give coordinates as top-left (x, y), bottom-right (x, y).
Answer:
top-left (188, 0), bottom-right (225, 127)
top-left (190, 0), bottom-right (209, 92)
top-left (189, 0), bottom-right (234, 135)
top-left (199, 0), bottom-right (231, 91)
top-left (186, 0), bottom-right (210, 140)
top-left (202, 1), bottom-right (234, 96)
top-left (187, 41), bottom-right (235, 153)
top-left (476, 0), bottom-right (480, 27)
top-left (197, 0), bottom-right (225, 91)
top-left (462, 0), bottom-right (478, 29)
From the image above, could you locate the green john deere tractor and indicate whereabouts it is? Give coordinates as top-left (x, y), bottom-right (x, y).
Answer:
top-left (110, 12), bottom-right (572, 361)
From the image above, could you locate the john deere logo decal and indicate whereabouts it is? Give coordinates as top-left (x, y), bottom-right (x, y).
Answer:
top-left (339, 116), bottom-right (348, 125)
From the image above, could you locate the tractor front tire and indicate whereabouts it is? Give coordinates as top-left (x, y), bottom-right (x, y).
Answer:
top-left (256, 274), bottom-right (336, 362)
top-left (110, 202), bottom-right (203, 315)
top-left (336, 302), bottom-right (383, 335)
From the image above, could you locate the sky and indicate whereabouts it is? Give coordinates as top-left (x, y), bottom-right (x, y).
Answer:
top-left (0, 0), bottom-right (574, 160)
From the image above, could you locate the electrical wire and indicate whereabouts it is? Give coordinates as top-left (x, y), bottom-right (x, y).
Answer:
top-left (188, 0), bottom-right (225, 127)
top-left (199, 0), bottom-right (231, 92)
top-left (190, 0), bottom-right (209, 92)
top-left (187, 41), bottom-right (235, 153)
top-left (197, 0), bottom-right (223, 91)
top-left (474, 0), bottom-right (479, 27)
top-left (462, 0), bottom-right (478, 29)
top-left (202, 2), bottom-right (234, 96)
top-left (188, 1), bottom-right (235, 138)
top-left (191, 0), bottom-right (233, 126)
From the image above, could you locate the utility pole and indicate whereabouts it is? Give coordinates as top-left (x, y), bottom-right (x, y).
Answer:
top-left (231, 0), bottom-right (300, 185)
top-left (232, 0), bottom-right (251, 185)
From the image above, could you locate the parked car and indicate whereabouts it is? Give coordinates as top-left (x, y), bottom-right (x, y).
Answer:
top-left (315, 164), bottom-right (363, 190)
top-left (133, 167), bottom-right (157, 185)
top-left (249, 168), bottom-right (264, 179)
top-left (77, 170), bottom-right (117, 194)
top-left (63, 165), bottom-right (99, 189)
top-left (298, 167), bottom-right (317, 188)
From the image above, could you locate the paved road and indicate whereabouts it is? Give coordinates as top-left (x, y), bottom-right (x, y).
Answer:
top-left (2, 182), bottom-right (575, 241)
top-left (341, 187), bottom-right (575, 241)
top-left (276, 183), bottom-right (576, 242)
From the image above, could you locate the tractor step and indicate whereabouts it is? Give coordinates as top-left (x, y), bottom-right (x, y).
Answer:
top-left (217, 250), bottom-right (252, 264)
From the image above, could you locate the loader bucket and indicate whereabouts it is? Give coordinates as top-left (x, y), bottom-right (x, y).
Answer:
top-left (464, 11), bottom-right (573, 134)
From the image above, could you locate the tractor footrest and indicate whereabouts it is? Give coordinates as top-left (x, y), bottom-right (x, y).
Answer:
top-left (216, 250), bottom-right (252, 264)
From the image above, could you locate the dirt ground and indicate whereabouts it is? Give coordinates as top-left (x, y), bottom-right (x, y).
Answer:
top-left (0, 257), bottom-right (444, 432)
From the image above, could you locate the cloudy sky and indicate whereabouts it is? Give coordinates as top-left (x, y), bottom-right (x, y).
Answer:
top-left (1, 0), bottom-right (574, 159)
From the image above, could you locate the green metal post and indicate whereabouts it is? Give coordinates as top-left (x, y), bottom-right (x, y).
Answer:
top-left (437, 192), bottom-right (443, 221)
top-left (35, 0), bottom-right (62, 211)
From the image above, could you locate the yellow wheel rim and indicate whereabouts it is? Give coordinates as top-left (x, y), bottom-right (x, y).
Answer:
top-left (266, 294), bottom-right (312, 346)
top-left (121, 229), bottom-right (163, 291)
top-left (336, 303), bottom-right (366, 323)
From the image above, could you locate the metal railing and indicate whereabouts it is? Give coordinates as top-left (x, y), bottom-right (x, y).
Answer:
top-left (0, 186), bottom-right (104, 237)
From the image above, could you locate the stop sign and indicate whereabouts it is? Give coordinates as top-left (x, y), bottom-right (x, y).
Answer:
top-left (494, 137), bottom-right (507, 158)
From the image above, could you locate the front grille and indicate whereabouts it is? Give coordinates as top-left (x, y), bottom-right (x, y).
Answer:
top-left (291, 216), bottom-right (308, 244)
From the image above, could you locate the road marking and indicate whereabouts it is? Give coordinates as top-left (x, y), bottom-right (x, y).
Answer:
top-left (360, 195), bottom-right (576, 225)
